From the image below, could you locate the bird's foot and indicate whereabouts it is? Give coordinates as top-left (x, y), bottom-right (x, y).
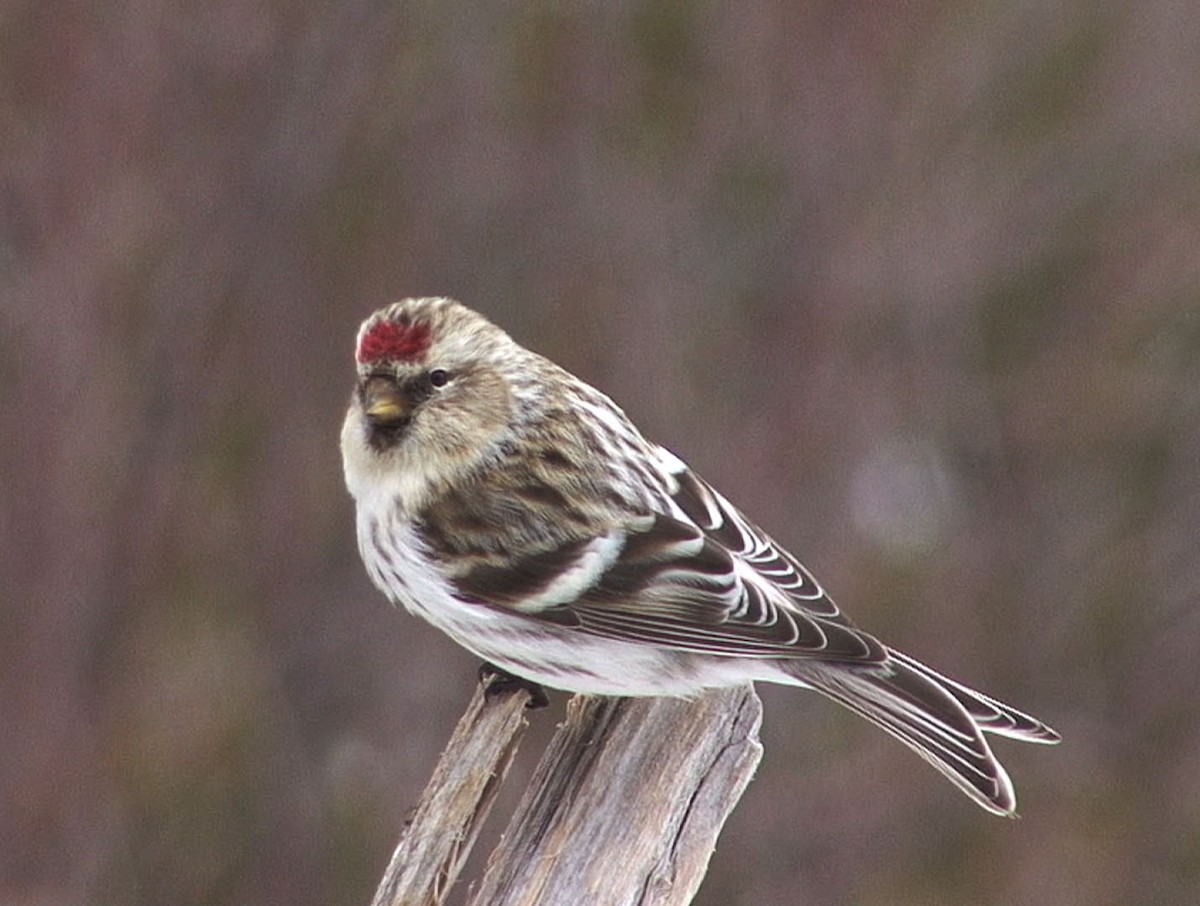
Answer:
top-left (478, 662), bottom-right (550, 710)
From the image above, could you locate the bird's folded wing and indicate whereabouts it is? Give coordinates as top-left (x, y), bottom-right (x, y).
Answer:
top-left (667, 467), bottom-right (853, 625)
top-left (449, 510), bottom-right (887, 663)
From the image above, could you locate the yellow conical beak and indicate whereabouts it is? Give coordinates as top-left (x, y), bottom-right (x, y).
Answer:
top-left (362, 376), bottom-right (409, 425)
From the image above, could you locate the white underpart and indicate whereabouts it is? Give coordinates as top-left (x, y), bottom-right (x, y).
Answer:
top-left (356, 503), bottom-right (466, 631)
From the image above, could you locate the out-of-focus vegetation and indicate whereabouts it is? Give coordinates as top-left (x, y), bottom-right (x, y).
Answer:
top-left (4, 3), bottom-right (1199, 904)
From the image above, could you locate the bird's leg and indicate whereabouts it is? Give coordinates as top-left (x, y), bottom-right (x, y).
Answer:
top-left (478, 662), bottom-right (550, 710)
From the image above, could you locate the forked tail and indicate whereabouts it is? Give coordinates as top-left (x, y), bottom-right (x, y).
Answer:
top-left (792, 651), bottom-right (1059, 815)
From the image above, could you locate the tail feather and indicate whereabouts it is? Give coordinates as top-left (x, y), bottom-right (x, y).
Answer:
top-left (792, 652), bottom-right (1058, 816)
top-left (889, 651), bottom-right (1061, 745)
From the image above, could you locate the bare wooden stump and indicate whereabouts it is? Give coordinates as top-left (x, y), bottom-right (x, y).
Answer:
top-left (370, 680), bottom-right (762, 906)
top-left (369, 682), bottom-right (532, 906)
top-left (470, 686), bottom-right (763, 906)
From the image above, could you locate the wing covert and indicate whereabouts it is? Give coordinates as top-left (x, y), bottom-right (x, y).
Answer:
top-left (445, 510), bottom-right (885, 663)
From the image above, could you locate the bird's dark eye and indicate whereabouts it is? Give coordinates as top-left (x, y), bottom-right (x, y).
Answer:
top-left (428, 368), bottom-right (451, 388)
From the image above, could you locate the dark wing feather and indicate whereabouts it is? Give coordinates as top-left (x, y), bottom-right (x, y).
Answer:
top-left (448, 503), bottom-right (886, 663)
top-left (670, 469), bottom-right (853, 624)
top-left (571, 514), bottom-right (884, 660)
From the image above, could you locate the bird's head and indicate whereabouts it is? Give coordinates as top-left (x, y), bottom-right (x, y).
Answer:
top-left (340, 297), bottom-right (519, 511)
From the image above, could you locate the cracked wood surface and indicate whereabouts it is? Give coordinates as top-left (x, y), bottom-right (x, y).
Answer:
top-left (369, 681), bottom-right (532, 906)
top-left (469, 686), bottom-right (763, 906)
top-left (371, 683), bottom-right (762, 906)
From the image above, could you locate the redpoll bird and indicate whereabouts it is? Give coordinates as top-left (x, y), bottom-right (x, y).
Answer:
top-left (341, 297), bottom-right (1059, 816)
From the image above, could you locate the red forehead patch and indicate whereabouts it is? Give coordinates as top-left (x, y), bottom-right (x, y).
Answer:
top-left (357, 318), bottom-right (431, 364)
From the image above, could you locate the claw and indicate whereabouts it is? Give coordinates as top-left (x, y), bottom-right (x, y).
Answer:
top-left (478, 662), bottom-right (550, 710)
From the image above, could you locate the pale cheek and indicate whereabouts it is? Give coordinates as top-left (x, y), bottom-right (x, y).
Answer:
top-left (434, 389), bottom-right (509, 454)
top-left (424, 410), bottom-right (465, 451)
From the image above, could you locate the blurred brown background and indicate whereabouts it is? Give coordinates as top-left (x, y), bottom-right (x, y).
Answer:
top-left (4, 2), bottom-right (1199, 904)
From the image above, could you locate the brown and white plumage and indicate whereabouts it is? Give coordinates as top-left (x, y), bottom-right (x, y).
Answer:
top-left (341, 296), bottom-right (1059, 816)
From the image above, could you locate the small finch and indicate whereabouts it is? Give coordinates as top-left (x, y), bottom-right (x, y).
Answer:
top-left (341, 297), bottom-right (1059, 815)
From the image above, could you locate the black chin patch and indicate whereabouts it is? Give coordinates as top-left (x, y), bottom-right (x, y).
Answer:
top-left (365, 415), bottom-right (411, 452)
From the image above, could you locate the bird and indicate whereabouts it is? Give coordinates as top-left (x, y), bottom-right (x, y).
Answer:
top-left (340, 296), bottom-right (1059, 816)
